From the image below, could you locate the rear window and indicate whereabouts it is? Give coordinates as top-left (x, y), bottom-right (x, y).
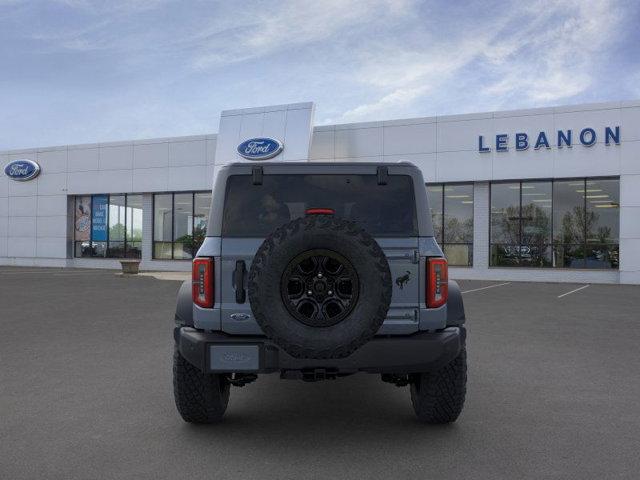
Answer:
top-left (222, 174), bottom-right (417, 237)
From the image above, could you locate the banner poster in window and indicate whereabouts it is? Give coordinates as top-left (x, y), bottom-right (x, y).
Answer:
top-left (74, 196), bottom-right (91, 241)
top-left (91, 195), bottom-right (108, 242)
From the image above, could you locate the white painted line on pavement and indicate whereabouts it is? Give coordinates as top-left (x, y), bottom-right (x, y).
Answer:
top-left (461, 282), bottom-right (511, 294)
top-left (557, 284), bottom-right (590, 298)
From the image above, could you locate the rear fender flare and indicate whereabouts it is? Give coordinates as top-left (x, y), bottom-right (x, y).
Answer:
top-left (446, 280), bottom-right (465, 326)
top-left (175, 280), bottom-right (194, 327)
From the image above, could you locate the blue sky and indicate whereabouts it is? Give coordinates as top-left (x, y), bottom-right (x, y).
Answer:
top-left (1, 0), bottom-right (639, 150)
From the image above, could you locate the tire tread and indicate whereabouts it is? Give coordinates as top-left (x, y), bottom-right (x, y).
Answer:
top-left (410, 346), bottom-right (467, 424)
top-left (173, 349), bottom-right (230, 423)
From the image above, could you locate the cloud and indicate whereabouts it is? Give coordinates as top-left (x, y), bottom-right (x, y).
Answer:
top-left (481, 0), bottom-right (622, 104)
top-left (335, 0), bottom-right (627, 122)
top-left (51, 0), bottom-right (170, 14)
top-left (190, 0), bottom-right (413, 70)
top-left (339, 85), bottom-right (429, 121)
top-left (0, 0), bottom-right (635, 149)
top-left (338, 36), bottom-right (493, 121)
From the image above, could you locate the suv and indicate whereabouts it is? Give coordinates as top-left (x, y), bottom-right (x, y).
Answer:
top-left (173, 162), bottom-right (467, 423)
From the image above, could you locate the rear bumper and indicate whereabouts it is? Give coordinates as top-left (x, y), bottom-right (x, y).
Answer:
top-left (175, 326), bottom-right (465, 375)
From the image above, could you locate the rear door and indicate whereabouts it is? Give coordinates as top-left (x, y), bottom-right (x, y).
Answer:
top-left (219, 172), bottom-right (421, 335)
top-left (376, 237), bottom-right (420, 334)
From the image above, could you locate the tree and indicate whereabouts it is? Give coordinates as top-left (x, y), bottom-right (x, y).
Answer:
top-left (109, 223), bottom-right (125, 241)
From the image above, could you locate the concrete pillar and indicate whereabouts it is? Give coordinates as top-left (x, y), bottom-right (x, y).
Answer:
top-left (473, 182), bottom-right (490, 270)
top-left (141, 193), bottom-right (153, 262)
top-left (619, 174), bottom-right (640, 284)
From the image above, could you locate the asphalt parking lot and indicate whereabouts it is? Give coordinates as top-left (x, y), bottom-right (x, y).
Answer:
top-left (1, 268), bottom-right (639, 480)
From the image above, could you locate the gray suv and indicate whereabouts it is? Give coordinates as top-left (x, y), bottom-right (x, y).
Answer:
top-left (173, 162), bottom-right (467, 423)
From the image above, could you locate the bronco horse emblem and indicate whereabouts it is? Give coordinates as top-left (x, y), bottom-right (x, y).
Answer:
top-left (395, 270), bottom-right (411, 290)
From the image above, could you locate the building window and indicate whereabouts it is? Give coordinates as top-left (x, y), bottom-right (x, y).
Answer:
top-left (553, 179), bottom-right (619, 268)
top-left (426, 183), bottom-right (473, 266)
top-left (152, 192), bottom-right (211, 259)
top-left (490, 178), bottom-right (619, 269)
top-left (74, 194), bottom-right (143, 259)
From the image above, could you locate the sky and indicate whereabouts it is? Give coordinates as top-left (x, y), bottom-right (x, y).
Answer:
top-left (1, 0), bottom-right (639, 150)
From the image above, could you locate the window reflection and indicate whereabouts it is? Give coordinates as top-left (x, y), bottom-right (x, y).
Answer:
top-left (520, 181), bottom-right (552, 267)
top-left (173, 193), bottom-right (193, 259)
top-left (586, 179), bottom-right (619, 243)
top-left (427, 185), bottom-right (443, 243)
top-left (491, 178), bottom-right (619, 269)
top-left (153, 194), bottom-right (172, 259)
top-left (585, 178), bottom-right (619, 269)
top-left (427, 183), bottom-right (473, 266)
top-left (126, 195), bottom-right (143, 259)
top-left (553, 180), bottom-right (586, 268)
top-left (490, 183), bottom-right (520, 267)
top-left (73, 193), bottom-right (143, 259)
top-left (153, 192), bottom-right (211, 260)
top-left (108, 195), bottom-right (126, 258)
top-left (194, 193), bottom-right (211, 253)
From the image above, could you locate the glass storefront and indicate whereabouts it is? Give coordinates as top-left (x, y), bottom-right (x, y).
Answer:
top-left (427, 183), bottom-right (474, 266)
top-left (72, 179), bottom-right (618, 269)
top-left (490, 178), bottom-right (619, 269)
top-left (153, 192), bottom-right (211, 259)
top-left (74, 194), bottom-right (143, 258)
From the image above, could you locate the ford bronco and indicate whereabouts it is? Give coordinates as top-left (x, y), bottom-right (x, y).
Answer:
top-left (173, 162), bottom-right (467, 423)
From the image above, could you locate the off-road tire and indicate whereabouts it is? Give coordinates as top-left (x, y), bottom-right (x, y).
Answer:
top-left (248, 214), bottom-right (392, 359)
top-left (409, 345), bottom-right (467, 424)
top-left (173, 348), bottom-right (230, 423)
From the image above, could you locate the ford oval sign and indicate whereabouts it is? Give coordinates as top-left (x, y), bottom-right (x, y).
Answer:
top-left (4, 159), bottom-right (41, 181)
top-left (237, 137), bottom-right (283, 160)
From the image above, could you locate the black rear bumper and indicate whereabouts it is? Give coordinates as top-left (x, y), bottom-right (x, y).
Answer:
top-left (175, 326), bottom-right (465, 375)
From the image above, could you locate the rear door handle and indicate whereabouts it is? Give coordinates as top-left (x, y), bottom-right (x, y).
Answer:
top-left (233, 260), bottom-right (247, 304)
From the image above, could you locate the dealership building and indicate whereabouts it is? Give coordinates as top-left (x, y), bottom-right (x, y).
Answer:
top-left (1, 100), bottom-right (639, 284)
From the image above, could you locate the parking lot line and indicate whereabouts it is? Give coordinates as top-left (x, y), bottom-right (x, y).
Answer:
top-left (461, 282), bottom-right (511, 294)
top-left (557, 284), bottom-right (590, 298)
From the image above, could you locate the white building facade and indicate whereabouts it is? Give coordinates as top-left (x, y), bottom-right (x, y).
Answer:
top-left (1, 100), bottom-right (639, 284)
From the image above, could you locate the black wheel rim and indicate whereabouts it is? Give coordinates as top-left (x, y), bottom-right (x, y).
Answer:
top-left (280, 249), bottom-right (359, 327)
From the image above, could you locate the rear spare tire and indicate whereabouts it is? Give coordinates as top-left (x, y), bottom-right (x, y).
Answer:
top-left (248, 214), bottom-right (392, 359)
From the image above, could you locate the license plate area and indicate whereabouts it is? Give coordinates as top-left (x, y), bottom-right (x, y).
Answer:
top-left (209, 344), bottom-right (260, 372)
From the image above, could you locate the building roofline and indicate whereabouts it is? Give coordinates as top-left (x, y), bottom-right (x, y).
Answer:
top-left (2, 98), bottom-right (638, 154)
top-left (321, 98), bottom-right (640, 131)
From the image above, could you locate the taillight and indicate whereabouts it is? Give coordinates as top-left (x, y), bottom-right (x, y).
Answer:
top-left (192, 257), bottom-right (214, 308)
top-left (426, 258), bottom-right (448, 308)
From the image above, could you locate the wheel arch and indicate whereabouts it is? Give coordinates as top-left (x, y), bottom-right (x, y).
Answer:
top-left (446, 280), bottom-right (465, 326)
top-left (175, 280), bottom-right (194, 327)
